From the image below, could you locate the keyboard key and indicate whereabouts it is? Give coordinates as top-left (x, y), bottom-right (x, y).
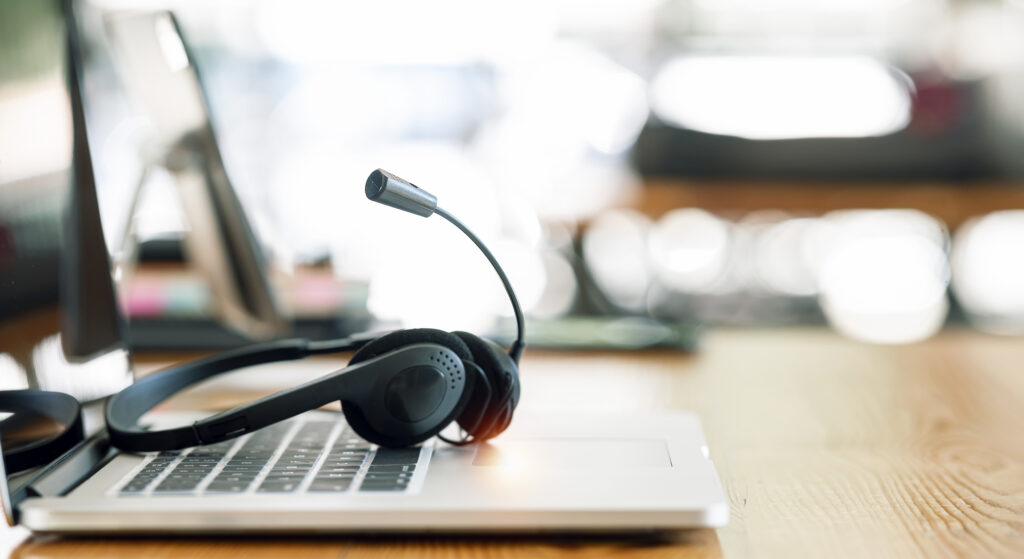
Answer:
top-left (264, 471), bottom-right (307, 478)
top-left (360, 484), bottom-right (407, 492)
top-left (205, 483), bottom-right (249, 493)
top-left (364, 472), bottom-right (413, 480)
top-left (313, 472), bottom-right (356, 480)
top-left (171, 460), bottom-right (215, 470)
top-left (154, 482), bottom-right (200, 491)
top-left (371, 448), bottom-right (421, 466)
top-left (318, 464), bottom-right (357, 473)
top-left (257, 481), bottom-right (300, 492)
top-left (274, 461), bottom-right (318, 468)
top-left (367, 465), bottom-right (415, 473)
top-left (229, 458), bottom-right (271, 466)
top-left (305, 477), bottom-right (350, 489)
top-left (225, 464), bottom-right (268, 472)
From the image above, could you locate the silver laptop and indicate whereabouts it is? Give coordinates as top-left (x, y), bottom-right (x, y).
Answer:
top-left (17, 409), bottom-right (727, 533)
top-left (0, 1), bottom-right (727, 534)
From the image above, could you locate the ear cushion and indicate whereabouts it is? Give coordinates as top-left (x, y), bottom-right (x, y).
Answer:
top-left (349, 328), bottom-right (472, 365)
top-left (344, 328), bottom-right (473, 447)
top-left (452, 332), bottom-right (520, 439)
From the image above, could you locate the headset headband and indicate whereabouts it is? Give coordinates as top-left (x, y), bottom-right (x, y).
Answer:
top-left (105, 334), bottom-right (378, 452)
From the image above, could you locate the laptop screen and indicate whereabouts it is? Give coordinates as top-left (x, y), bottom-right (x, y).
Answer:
top-left (0, 0), bottom-right (132, 401)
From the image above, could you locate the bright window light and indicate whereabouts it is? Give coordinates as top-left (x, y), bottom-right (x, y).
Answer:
top-left (650, 55), bottom-right (912, 140)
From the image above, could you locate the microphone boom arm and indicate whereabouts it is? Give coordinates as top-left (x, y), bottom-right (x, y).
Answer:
top-left (364, 169), bottom-right (526, 363)
top-left (434, 206), bottom-right (525, 364)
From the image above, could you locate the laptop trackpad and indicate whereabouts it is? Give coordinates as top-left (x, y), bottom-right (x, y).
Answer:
top-left (473, 439), bottom-right (671, 469)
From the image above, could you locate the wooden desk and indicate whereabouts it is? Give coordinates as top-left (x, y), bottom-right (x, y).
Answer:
top-left (634, 179), bottom-right (1024, 230)
top-left (7, 327), bottom-right (1024, 558)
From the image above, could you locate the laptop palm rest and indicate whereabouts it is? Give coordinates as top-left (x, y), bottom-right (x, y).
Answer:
top-left (472, 439), bottom-right (671, 469)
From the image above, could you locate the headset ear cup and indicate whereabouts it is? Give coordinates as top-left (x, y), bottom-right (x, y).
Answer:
top-left (343, 328), bottom-right (474, 446)
top-left (452, 332), bottom-right (520, 440)
top-left (340, 399), bottom-right (377, 446)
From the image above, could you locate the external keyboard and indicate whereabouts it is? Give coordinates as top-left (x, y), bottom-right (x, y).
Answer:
top-left (117, 419), bottom-right (425, 496)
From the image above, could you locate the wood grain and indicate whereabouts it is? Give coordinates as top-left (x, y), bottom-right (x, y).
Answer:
top-left (12, 531), bottom-right (723, 559)
top-left (696, 329), bottom-right (1024, 559)
top-left (7, 327), bottom-right (1024, 558)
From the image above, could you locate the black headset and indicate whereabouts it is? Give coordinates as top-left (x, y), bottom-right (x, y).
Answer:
top-left (105, 169), bottom-right (525, 452)
top-left (0, 390), bottom-right (84, 474)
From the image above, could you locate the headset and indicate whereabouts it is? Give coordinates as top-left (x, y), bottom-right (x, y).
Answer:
top-left (0, 390), bottom-right (84, 474)
top-left (105, 169), bottom-right (524, 451)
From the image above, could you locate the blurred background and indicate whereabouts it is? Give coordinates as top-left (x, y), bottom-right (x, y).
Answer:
top-left (6, 0), bottom-right (1024, 368)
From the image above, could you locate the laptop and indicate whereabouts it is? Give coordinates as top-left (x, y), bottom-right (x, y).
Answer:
top-left (0, 1), bottom-right (728, 533)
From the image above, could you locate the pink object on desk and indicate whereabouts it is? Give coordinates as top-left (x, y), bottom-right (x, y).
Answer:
top-left (124, 279), bottom-right (167, 317)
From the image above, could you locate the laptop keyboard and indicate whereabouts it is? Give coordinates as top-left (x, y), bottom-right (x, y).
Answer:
top-left (117, 418), bottom-right (426, 496)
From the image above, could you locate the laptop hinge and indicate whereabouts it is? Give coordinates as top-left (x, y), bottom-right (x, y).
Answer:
top-left (8, 432), bottom-right (116, 524)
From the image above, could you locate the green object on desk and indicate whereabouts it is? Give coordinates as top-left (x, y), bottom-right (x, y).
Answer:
top-left (493, 316), bottom-right (700, 352)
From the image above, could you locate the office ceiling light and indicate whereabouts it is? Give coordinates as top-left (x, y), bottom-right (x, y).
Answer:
top-left (650, 55), bottom-right (912, 140)
top-left (952, 211), bottom-right (1024, 334)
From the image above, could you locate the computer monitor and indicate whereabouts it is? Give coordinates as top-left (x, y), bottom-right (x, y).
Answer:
top-left (102, 10), bottom-right (286, 341)
top-left (0, 0), bottom-right (131, 402)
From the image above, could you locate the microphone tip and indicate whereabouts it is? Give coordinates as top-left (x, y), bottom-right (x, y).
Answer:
top-left (365, 169), bottom-right (386, 200)
top-left (363, 168), bottom-right (438, 218)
